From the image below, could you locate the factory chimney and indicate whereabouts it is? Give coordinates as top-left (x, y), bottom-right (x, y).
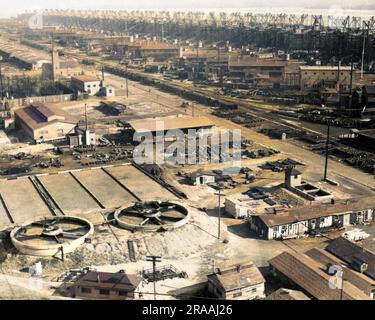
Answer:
top-left (51, 35), bottom-right (60, 82)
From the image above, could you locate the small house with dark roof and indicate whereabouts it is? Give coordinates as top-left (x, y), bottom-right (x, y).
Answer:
top-left (72, 270), bottom-right (141, 300)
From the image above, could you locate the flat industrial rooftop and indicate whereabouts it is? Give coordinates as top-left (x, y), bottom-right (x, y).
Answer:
top-left (0, 164), bottom-right (176, 230)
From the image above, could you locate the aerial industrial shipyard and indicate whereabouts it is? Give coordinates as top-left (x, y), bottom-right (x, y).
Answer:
top-left (1, 4), bottom-right (375, 302)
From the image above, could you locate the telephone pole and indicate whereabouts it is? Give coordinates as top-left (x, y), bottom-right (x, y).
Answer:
top-left (361, 21), bottom-right (369, 79)
top-left (125, 65), bottom-right (129, 98)
top-left (340, 268), bottom-right (345, 300)
top-left (146, 255), bottom-right (161, 300)
top-left (215, 184), bottom-right (223, 240)
top-left (323, 121), bottom-right (331, 181)
top-left (84, 103), bottom-right (88, 131)
top-left (0, 67), bottom-right (4, 99)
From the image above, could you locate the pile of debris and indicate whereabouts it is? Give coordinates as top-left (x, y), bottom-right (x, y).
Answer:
top-left (260, 158), bottom-right (304, 172)
top-left (142, 264), bottom-right (188, 283)
top-left (79, 147), bottom-right (133, 166)
top-left (242, 148), bottom-right (280, 159)
top-left (34, 158), bottom-right (63, 169)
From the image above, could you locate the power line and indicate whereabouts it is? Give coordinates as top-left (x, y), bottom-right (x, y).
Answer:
top-left (146, 255), bottom-right (162, 300)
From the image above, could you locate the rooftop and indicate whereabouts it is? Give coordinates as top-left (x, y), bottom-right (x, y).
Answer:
top-left (265, 288), bottom-right (310, 300)
top-left (326, 237), bottom-right (375, 280)
top-left (14, 102), bottom-right (76, 130)
top-left (187, 170), bottom-right (216, 180)
top-left (229, 56), bottom-right (287, 68)
top-left (128, 116), bottom-right (215, 133)
top-left (74, 271), bottom-right (141, 292)
top-left (357, 129), bottom-right (375, 140)
top-left (72, 75), bottom-right (100, 83)
top-left (269, 251), bottom-right (370, 300)
top-left (300, 66), bottom-right (352, 71)
top-left (258, 196), bottom-right (375, 228)
top-left (207, 262), bottom-right (265, 292)
top-left (305, 247), bottom-right (375, 295)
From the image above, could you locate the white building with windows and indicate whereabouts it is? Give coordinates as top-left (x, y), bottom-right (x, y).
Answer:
top-left (249, 196), bottom-right (375, 240)
top-left (71, 75), bottom-right (101, 96)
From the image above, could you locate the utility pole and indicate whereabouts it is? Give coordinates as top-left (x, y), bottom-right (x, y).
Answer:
top-left (84, 103), bottom-right (88, 131)
top-left (217, 47), bottom-right (223, 88)
top-left (349, 56), bottom-right (354, 109)
top-left (340, 268), bottom-right (345, 300)
top-left (0, 67), bottom-right (4, 99)
top-left (146, 255), bottom-right (161, 300)
top-left (323, 121), bottom-right (331, 181)
top-left (217, 185), bottom-right (223, 240)
top-left (361, 21), bottom-right (369, 80)
top-left (337, 60), bottom-right (341, 93)
top-left (125, 65), bottom-right (129, 98)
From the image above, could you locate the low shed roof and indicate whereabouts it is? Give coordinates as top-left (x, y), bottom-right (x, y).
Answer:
top-left (129, 116), bottom-right (214, 133)
top-left (326, 237), bottom-right (375, 280)
top-left (14, 102), bottom-right (76, 130)
top-left (265, 288), bottom-right (310, 300)
top-left (258, 196), bottom-right (375, 228)
top-left (74, 271), bottom-right (141, 292)
top-left (269, 251), bottom-right (370, 300)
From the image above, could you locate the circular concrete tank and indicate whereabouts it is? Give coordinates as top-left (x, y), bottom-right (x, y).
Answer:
top-left (11, 216), bottom-right (94, 257)
top-left (114, 201), bottom-right (189, 232)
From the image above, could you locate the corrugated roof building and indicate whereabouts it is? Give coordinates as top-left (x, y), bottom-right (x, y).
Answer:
top-left (269, 251), bottom-right (370, 300)
top-left (327, 237), bottom-right (375, 281)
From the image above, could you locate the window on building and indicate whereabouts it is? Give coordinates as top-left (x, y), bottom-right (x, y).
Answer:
top-left (233, 292), bottom-right (242, 298)
top-left (251, 287), bottom-right (257, 293)
top-left (81, 287), bottom-right (91, 294)
top-left (99, 289), bottom-right (110, 295)
top-left (118, 291), bottom-right (128, 297)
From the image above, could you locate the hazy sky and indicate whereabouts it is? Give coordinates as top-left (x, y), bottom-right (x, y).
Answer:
top-left (1, 0), bottom-right (374, 17)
